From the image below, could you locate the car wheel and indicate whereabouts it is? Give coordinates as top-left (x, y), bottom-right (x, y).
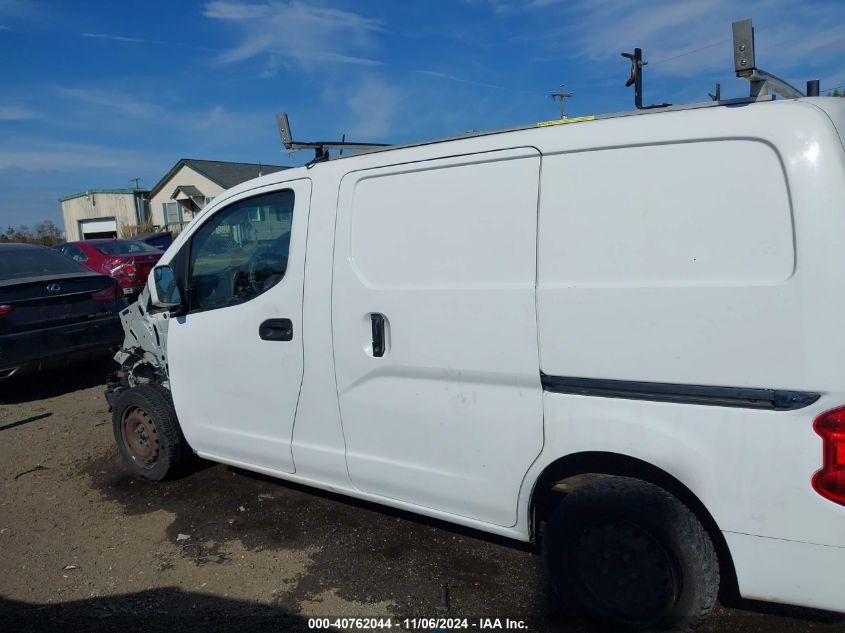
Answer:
top-left (542, 476), bottom-right (719, 632)
top-left (112, 385), bottom-right (187, 481)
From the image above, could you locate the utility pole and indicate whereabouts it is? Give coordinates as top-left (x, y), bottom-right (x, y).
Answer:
top-left (130, 177), bottom-right (142, 189)
top-left (549, 84), bottom-right (573, 119)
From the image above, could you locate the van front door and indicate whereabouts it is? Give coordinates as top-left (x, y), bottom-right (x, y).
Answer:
top-left (331, 149), bottom-right (544, 527)
top-left (166, 180), bottom-right (311, 474)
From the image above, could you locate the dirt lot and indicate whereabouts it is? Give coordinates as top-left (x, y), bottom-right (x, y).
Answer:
top-left (1, 357), bottom-right (844, 633)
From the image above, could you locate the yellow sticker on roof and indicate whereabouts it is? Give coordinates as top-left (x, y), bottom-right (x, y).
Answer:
top-left (537, 115), bottom-right (596, 127)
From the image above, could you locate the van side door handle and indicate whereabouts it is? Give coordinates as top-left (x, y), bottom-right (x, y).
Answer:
top-left (371, 313), bottom-right (385, 357)
top-left (259, 318), bottom-right (293, 342)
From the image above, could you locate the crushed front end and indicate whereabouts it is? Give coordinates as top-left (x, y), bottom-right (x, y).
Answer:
top-left (105, 285), bottom-right (171, 410)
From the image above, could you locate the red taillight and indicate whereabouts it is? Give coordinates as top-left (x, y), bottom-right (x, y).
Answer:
top-left (106, 259), bottom-right (136, 276)
top-left (92, 286), bottom-right (116, 302)
top-left (812, 406), bottom-right (845, 506)
top-left (0, 304), bottom-right (13, 316)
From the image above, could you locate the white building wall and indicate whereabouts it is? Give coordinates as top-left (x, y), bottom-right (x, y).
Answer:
top-left (60, 192), bottom-right (145, 241)
top-left (148, 166), bottom-right (226, 228)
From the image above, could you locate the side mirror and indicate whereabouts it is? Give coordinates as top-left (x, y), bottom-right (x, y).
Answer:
top-left (150, 265), bottom-right (184, 311)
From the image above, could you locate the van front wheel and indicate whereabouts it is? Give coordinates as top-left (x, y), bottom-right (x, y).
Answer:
top-left (542, 476), bottom-right (718, 632)
top-left (112, 385), bottom-right (186, 481)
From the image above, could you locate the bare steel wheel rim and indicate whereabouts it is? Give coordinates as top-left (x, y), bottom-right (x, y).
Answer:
top-left (571, 519), bottom-right (681, 623)
top-left (122, 406), bottom-right (159, 466)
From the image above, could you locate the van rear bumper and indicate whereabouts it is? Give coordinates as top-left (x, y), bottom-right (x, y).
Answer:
top-left (725, 531), bottom-right (845, 613)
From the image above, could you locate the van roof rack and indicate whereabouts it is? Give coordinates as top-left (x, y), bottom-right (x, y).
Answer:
top-left (731, 19), bottom-right (819, 99)
top-left (621, 48), bottom-right (671, 110)
top-left (621, 18), bottom-right (820, 110)
top-left (273, 19), bottom-right (823, 166)
top-left (275, 113), bottom-right (390, 166)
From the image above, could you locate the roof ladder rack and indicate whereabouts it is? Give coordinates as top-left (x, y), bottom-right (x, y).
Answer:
top-left (275, 112), bottom-right (390, 166)
top-left (732, 19), bottom-right (812, 99)
top-left (621, 48), bottom-right (671, 110)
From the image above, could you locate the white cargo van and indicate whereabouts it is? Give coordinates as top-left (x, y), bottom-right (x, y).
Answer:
top-left (107, 96), bottom-right (845, 631)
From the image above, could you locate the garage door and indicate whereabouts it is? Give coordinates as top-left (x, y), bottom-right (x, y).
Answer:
top-left (79, 218), bottom-right (117, 239)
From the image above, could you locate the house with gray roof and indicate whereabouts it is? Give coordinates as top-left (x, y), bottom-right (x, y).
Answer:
top-left (147, 158), bottom-right (289, 231)
top-left (58, 159), bottom-right (290, 241)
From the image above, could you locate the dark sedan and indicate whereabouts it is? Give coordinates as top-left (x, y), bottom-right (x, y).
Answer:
top-left (0, 243), bottom-right (126, 378)
top-left (133, 231), bottom-right (173, 251)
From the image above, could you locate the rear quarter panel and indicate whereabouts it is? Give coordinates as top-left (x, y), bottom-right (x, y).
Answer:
top-left (529, 99), bottom-right (845, 549)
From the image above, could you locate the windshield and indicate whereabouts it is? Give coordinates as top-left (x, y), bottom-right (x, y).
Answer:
top-left (94, 241), bottom-right (161, 255)
top-left (0, 247), bottom-right (88, 281)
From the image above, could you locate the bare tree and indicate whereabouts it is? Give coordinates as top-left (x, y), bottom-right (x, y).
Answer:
top-left (0, 221), bottom-right (65, 246)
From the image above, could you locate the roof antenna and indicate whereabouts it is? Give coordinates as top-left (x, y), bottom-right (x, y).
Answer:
top-left (275, 112), bottom-right (389, 168)
top-left (621, 48), bottom-right (671, 109)
top-left (732, 19), bottom-right (806, 99)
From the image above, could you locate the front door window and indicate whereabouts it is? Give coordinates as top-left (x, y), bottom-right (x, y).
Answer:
top-left (187, 189), bottom-right (295, 312)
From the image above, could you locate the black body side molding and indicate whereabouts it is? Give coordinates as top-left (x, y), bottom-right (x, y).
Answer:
top-left (540, 373), bottom-right (820, 411)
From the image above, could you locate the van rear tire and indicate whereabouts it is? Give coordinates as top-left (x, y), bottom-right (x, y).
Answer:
top-left (542, 476), bottom-right (719, 632)
top-left (112, 385), bottom-right (186, 481)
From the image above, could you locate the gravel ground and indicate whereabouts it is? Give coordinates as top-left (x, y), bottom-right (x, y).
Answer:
top-left (1, 357), bottom-right (843, 633)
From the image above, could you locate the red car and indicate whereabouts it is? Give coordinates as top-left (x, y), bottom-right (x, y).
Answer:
top-left (56, 239), bottom-right (163, 299)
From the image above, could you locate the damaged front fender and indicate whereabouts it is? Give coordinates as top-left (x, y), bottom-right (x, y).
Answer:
top-left (111, 285), bottom-right (172, 393)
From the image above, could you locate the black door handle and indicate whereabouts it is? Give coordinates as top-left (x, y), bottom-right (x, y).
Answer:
top-left (259, 318), bottom-right (293, 342)
top-left (371, 313), bottom-right (385, 357)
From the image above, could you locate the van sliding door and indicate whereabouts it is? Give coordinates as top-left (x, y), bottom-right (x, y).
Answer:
top-left (331, 148), bottom-right (543, 528)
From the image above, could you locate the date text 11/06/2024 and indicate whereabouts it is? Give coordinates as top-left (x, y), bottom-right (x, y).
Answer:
top-left (307, 618), bottom-right (529, 630)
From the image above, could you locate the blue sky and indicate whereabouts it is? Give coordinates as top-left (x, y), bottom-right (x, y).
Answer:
top-left (1, 0), bottom-right (844, 229)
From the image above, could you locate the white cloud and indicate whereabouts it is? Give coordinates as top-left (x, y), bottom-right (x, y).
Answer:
top-left (526, 0), bottom-right (845, 80)
top-left (82, 32), bottom-right (145, 43)
top-left (0, 142), bottom-right (160, 171)
top-left (53, 86), bottom-right (270, 142)
top-left (466, 0), bottom-right (566, 14)
top-left (203, 1), bottom-right (268, 19)
top-left (55, 86), bottom-right (160, 119)
top-left (195, 104), bottom-right (227, 130)
top-left (0, 105), bottom-right (37, 120)
top-left (191, 104), bottom-right (266, 133)
top-left (415, 70), bottom-right (503, 90)
top-left (347, 76), bottom-right (400, 139)
top-left (476, 0), bottom-right (514, 15)
top-left (524, 0), bottom-right (563, 8)
top-left (751, 22), bottom-right (845, 74)
top-left (203, 1), bottom-right (383, 70)
top-left (0, 0), bottom-right (38, 18)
